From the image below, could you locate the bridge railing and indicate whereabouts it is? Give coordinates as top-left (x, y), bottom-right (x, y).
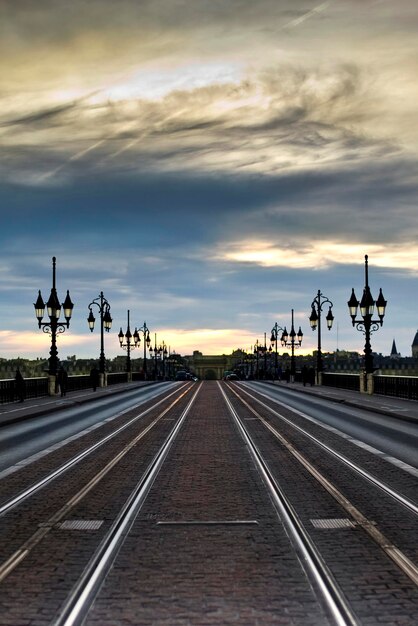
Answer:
top-left (0, 372), bottom-right (142, 404)
top-left (0, 377), bottom-right (49, 403)
top-left (321, 372), bottom-right (361, 392)
top-left (107, 372), bottom-right (129, 385)
top-left (373, 375), bottom-right (418, 401)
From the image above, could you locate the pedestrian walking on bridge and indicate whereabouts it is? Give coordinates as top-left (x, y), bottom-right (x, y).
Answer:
top-left (14, 368), bottom-right (25, 402)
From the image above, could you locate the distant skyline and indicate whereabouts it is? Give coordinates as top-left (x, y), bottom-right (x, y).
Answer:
top-left (0, 1), bottom-right (417, 360)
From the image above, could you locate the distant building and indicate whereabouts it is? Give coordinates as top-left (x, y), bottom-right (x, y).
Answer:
top-left (390, 339), bottom-right (401, 359)
top-left (412, 330), bottom-right (418, 358)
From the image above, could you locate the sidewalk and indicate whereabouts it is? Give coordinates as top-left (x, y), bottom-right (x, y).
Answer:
top-left (0, 380), bottom-right (160, 428)
top-left (263, 380), bottom-right (418, 423)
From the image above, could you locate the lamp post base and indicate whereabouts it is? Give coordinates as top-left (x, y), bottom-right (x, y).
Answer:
top-left (48, 375), bottom-right (57, 396)
top-left (359, 372), bottom-right (374, 394)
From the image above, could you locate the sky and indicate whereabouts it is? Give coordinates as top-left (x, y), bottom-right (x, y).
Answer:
top-left (0, 0), bottom-right (417, 361)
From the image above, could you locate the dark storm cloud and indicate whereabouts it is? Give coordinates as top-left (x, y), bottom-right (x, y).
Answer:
top-left (1, 61), bottom-right (400, 190)
top-left (1, 102), bottom-right (78, 128)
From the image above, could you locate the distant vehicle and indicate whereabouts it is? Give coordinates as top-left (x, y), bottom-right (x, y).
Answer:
top-left (175, 371), bottom-right (198, 381)
top-left (225, 373), bottom-right (240, 381)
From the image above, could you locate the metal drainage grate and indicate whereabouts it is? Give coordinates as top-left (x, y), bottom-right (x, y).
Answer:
top-left (57, 520), bottom-right (104, 531)
top-left (311, 518), bottom-right (355, 529)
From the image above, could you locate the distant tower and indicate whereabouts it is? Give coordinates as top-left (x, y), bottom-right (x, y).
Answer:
top-left (390, 339), bottom-right (400, 359)
top-left (412, 330), bottom-right (418, 358)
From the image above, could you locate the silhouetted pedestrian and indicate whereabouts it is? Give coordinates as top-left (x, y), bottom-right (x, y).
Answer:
top-left (15, 368), bottom-right (25, 402)
top-left (57, 366), bottom-right (68, 397)
top-left (284, 367), bottom-right (291, 383)
top-left (90, 366), bottom-right (100, 391)
top-left (301, 365), bottom-right (308, 386)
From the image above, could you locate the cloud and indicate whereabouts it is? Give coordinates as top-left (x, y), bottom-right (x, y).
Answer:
top-left (0, 330), bottom-right (97, 357)
top-left (216, 240), bottom-right (418, 272)
top-left (1, 60), bottom-right (406, 187)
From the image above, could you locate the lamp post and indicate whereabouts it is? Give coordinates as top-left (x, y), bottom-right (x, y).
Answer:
top-left (87, 292), bottom-right (112, 384)
top-left (309, 290), bottom-right (334, 384)
top-left (253, 340), bottom-right (261, 379)
top-left (281, 309), bottom-right (303, 382)
top-left (133, 321), bottom-right (151, 379)
top-left (149, 334), bottom-right (162, 380)
top-left (243, 348), bottom-right (254, 379)
top-left (118, 310), bottom-right (136, 378)
top-left (270, 322), bottom-right (284, 380)
top-left (262, 332), bottom-right (268, 378)
top-left (34, 257), bottom-right (74, 393)
top-left (347, 255), bottom-right (387, 381)
top-left (160, 341), bottom-right (168, 380)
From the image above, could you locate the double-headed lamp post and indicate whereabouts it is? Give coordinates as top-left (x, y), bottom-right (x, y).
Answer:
top-left (118, 310), bottom-right (136, 377)
top-left (87, 292), bottom-right (112, 384)
top-left (281, 309), bottom-right (303, 382)
top-left (347, 255), bottom-right (387, 378)
top-left (270, 322), bottom-right (284, 380)
top-left (133, 321), bottom-right (151, 379)
top-left (149, 336), bottom-right (168, 380)
top-left (309, 290), bottom-right (334, 383)
top-left (34, 257), bottom-right (74, 392)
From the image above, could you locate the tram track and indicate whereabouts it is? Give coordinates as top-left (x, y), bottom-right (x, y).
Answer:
top-left (223, 382), bottom-right (418, 589)
top-left (237, 382), bottom-right (418, 516)
top-left (219, 382), bottom-right (359, 626)
top-left (53, 382), bottom-right (202, 626)
top-left (0, 381), bottom-right (416, 625)
top-left (0, 383), bottom-right (190, 516)
top-left (0, 382), bottom-right (195, 583)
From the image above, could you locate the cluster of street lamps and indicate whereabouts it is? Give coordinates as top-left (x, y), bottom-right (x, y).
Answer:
top-left (241, 255), bottom-right (387, 383)
top-left (149, 336), bottom-right (168, 380)
top-left (33, 257), bottom-right (168, 390)
top-left (34, 254), bottom-right (388, 391)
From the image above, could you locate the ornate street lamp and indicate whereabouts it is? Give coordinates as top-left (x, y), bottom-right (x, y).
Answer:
top-left (34, 256), bottom-right (74, 379)
top-left (253, 339), bottom-right (265, 379)
top-left (270, 322), bottom-right (285, 380)
top-left (118, 310), bottom-right (136, 374)
top-left (309, 290), bottom-right (334, 383)
top-left (243, 348), bottom-right (255, 379)
top-left (149, 334), bottom-right (162, 380)
top-left (87, 291), bottom-right (112, 378)
top-left (347, 255), bottom-right (387, 375)
top-left (150, 339), bottom-right (168, 380)
top-left (133, 321), bottom-right (151, 379)
top-left (281, 309), bottom-right (303, 382)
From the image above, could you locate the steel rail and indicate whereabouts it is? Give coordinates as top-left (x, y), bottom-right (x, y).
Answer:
top-left (54, 382), bottom-right (202, 626)
top-left (227, 383), bottom-right (418, 587)
top-left (0, 383), bottom-right (194, 584)
top-left (239, 382), bottom-right (418, 516)
top-left (0, 383), bottom-right (190, 517)
top-left (218, 382), bottom-right (358, 626)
